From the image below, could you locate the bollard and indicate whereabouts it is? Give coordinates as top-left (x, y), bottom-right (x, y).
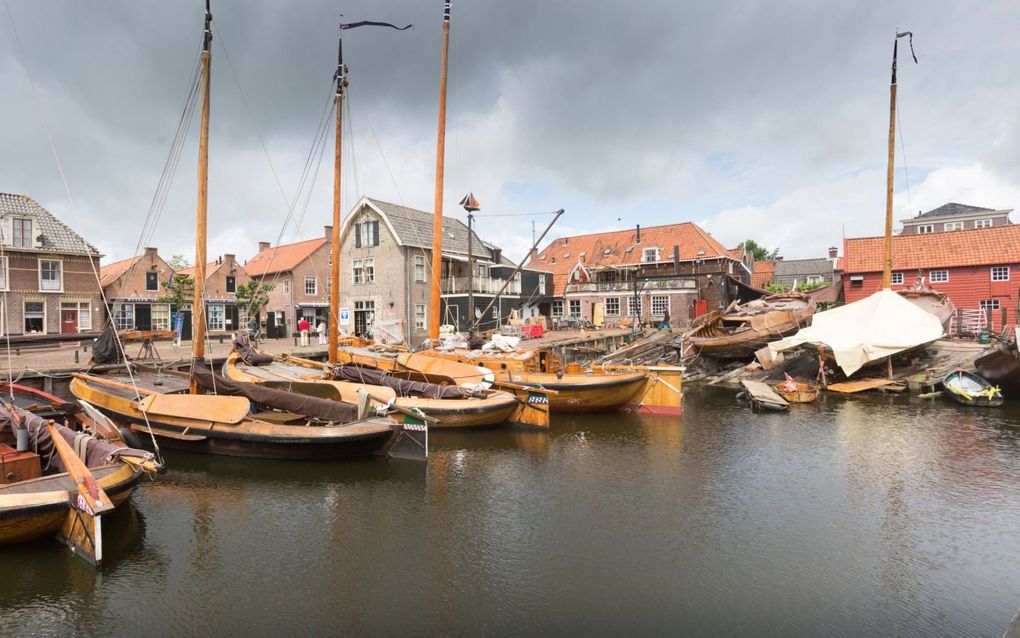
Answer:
top-left (294, 335), bottom-right (298, 347)
top-left (75, 350), bottom-right (80, 364)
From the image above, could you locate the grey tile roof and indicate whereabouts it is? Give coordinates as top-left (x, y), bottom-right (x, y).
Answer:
top-left (367, 198), bottom-right (493, 259)
top-left (0, 193), bottom-right (99, 255)
top-left (773, 257), bottom-right (835, 278)
top-left (914, 202), bottom-right (997, 219)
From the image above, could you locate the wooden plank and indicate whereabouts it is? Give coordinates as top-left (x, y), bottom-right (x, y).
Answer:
top-left (139, 394), bottom-right (250, 424)
top-left (740, 379), bottom-right (789, 409)
top-left (130, 424), bottom-right (208, 441)
top-left (826, 378), bottom-right (899, 394)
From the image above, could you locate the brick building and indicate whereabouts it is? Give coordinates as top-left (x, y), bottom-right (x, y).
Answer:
top-left (244, 228), bottom-right (330, 339)
top-left (772, 249), bottom-right (841, 289)
top-left (179, 253), bottom-right (251, 336)
top-left (0, 193), bottom-right (102, 336)
top-left (527, 222), bottom-right (750, 328)
top-left (843, 224), bottom-right (1020, 332)
top-left (100, 246), bottom-right (175, 332)
top-left (899, 202), bottom-right (1012, 235)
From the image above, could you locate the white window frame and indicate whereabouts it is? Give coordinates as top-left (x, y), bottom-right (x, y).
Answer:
top-left (76, 302), bottom-right (92, 331)
top-left (304, 276), bottom-right (317, 295)
top-left (415, 303), bottom-right (426, 330)
top-left (353, 259), bottom-right (364, 284)
top-left (651, 295), bottom-right (670, 318)
top-left (38, 259), bottom-right (63, 292)
top-left (477, 264), bottom-right (488, 280)
top-left (890, 272), bottom-right (903, 285)
top-left (539, 276), bottom-right (547, 295)
top-left (975, 219), bottom-right (993, 229)
top-left (13, 218), bottom-right (32, 248)
top-left (0, 256), bottom-right (8, 291)
top-left (414, 255), bottom-right (426, 283)
top-left (364, 258), bottom-right (375, 284)
top-left (627, 297), bottom-right (641, 317)
top-left (151, 303), bottom-right (171, 331)
top-left (361, 222), bottom-right (377, 247)
top-left (207, 304), bottom-right (225, 331)
top-left (930, 270), bottom-right (949, 283)
top-left (282, 279), bottom-right (290, 294)
top-left (145, 271), bottom-right (160, 292)
top-left (643, 247), bottom-right (660, 263)
top-left (605, 297), bottom-right (620, 317)
top-left (944, 221), bottom-right (964, 231)
top-left (568, 299), bottom-right (581, 318)
top-left (979, 299), bottom-right (1000, 311)
top-left (552, 300), bottom-right (564, 317)
top-left (24, 300), bottom-right (46, 334)
top-left (113, 303), bottom-right (134, 331)
top-left (991, 266), bottom-right (1010, 282)
top-left (916, 224), bottom-right (934, 234)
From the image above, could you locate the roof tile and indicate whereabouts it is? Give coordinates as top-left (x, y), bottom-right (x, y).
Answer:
top-left (844, 225), bottom-right (1020, 272)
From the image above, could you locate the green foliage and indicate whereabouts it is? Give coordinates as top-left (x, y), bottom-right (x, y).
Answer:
top-left (167, 254), bottom-right (190, 270)
top-left (234, 280), bottom-right (275, 316)
top-left (739, 239), bottom-right (780, 262)
top-left (158, 273), bottom-right (194, 309)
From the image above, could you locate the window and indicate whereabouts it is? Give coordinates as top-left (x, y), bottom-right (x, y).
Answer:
top-left (569, 300), bottom-right (581, 318)
top-left (605, 297), bottom-right (620, 316)
top-left (145, 271), bottom-right (159, 291)
top-left (930, 270), bottom-right (949, 283)
top-left (643, 248), bottom-right (660, 263)
top-left (226, 276), bottom-right (236, 293)
top-left (304, 276), bottom-right (317, 295)
top-left (0, 257), bottom-right (7, 291)
top-left (539, 276), bottom-right (546, 295)
top-left (114, 303), bottom-right (134, 331)
top-left (627, 297), bottom-right (642, 317)
top-left (414, 255), bottom-right (426, 283)
top-left (151, 304), bottom-right (171, 331)
top-left (890, 272), bottom-right (903, 285)
top-left (651, 295), bottom-right (670, 317)
top-left (415, 304), bottom-right (426, 330)
top-left (364, 258), bottom-right (375, 283)
top-left (991, 266), bottom-right (1010, 282)
top-left (355, 221), bottom-right (380, 248)
top-left (975, 219), bottom-right (993, 229)
top-left (916, 224), bottom-right (934, 234)
top-left (39, 259), bottom-right (62, 291)
top-left (207, 304), bottom-right (225, 331)
top-left (980, 299), bottom-right (1001, 311)
top-left (24, 301), bottom-right (45, 333)
top-left (282, 279), bottom-right (290, 294)
top-left (849, 275), bottom-right (864, 287)
top-left (353, 260), bottom-right (364, 284)
top-left (13, 218), bottom-right (32, 248)
top-left (944, 222), bottom-right (964, 231)
top-left (552, 300), bottom-right (564, 317)
top-left (73, 302), bottom-right (92, 331)
top-left (477, 265), bottom-right (488, 279)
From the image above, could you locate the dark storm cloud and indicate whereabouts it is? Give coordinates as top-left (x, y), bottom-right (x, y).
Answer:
top-left (2, 0), bottom-right (1018, 265)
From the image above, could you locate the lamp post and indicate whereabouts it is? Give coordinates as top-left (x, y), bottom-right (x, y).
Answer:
top-left (459, 193), bottom-right (480, 335)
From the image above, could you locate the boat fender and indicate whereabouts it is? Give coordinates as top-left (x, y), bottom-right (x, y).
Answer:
top-left (118, 426), bottom-right (143, 449)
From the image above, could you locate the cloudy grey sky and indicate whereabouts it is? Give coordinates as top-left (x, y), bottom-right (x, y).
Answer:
top-left (3, 0), bottom-right (1019, 266)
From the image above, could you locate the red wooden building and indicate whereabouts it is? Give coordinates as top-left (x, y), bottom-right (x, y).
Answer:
top-left (842, 225), bottom-right (1020, 332)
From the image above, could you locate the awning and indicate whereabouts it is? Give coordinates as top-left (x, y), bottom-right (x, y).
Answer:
top-left (442, 252), bottom-right (493, 264)
top-left (297, 303), bottom-right (329, 308)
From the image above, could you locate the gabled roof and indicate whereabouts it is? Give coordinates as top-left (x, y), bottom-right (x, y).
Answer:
top-left (773, 258), bottom-right (835, 278)
top-left (527, 221), bottom-right (734, 295)
top-left (245, 237), bottom-right (327, 278)
top-left (844, 225), bottom-right (1020, 272)
top-left (910, 202), bottom-right (1004, 220)
top-left (361, 198), bottom-right (492, 259)
top-left (99, 255), bottom-right (142, 287)
top-left (0, 193), bottom-right (100, 255)
top-left (178, 261), bottom-right (218, 281)
top-left (751, 260), bottom-right (774, 289)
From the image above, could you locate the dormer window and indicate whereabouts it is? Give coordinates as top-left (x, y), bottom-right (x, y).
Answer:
top-left (643, 248), bottom-right (659, 263)
top-left (13, 218), bottom-right (32, 248)
top-left (603, 248), bottom-right (612, 255)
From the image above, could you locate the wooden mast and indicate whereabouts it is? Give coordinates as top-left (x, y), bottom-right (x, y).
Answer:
top-left (429, 0), bottom-right (452, 340)
top-left (883, 32), bottom-right (915, 290)
top-left (190, 1), bottom-right (213, 394)
top-left (329, 30), bottom-right (346, 366)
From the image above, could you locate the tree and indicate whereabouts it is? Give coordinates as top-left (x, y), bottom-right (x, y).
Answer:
top-left (158, 273), bottom-right (194, 309)
top-left (167, 254), bottom-right (190, 270)
top-left (234, 280), bottom-right (275, 318)
top-left (739, 239), bottom-right (780, 262)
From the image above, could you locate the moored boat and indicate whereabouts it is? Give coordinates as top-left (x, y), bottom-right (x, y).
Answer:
top-left (685, 292), bottom-right (816, 359)
top-left (941, 369), bottom-right (1004, 407)
top-left (772, 375), bottom-right (819, 403)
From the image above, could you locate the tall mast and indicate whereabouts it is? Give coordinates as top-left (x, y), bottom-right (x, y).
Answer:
top-left (882, 31), bottom-right (916, 289)
top-left (190, 0), bottom-right (212, 394)
top-left (328, 29), bottom-right (346, 366)
top-left (429, 0), bottom-right (451, 340)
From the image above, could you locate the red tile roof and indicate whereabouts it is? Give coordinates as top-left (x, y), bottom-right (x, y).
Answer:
top-left (244, 237), bottom-right (327, 278)
top-left (99, 255), bottom-right (141, 287)
top-left (844, 225), bottom-right (1020, 272)
top-left (527, 221), bottom-right (733, 295)
top-left (751, 260), bottom-right (775, 288)
top-left (178, 261), bottom-right (218, 281)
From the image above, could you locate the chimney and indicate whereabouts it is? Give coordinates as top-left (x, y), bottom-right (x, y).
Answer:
top-left (258, 241), bottom-right (270, 252)
top-left (827, 246), bottom-right (838, 259)
top-left (636, 224), bottom-right (641, 243)
top-left (673, 244), bottom-right (680, 274)
top-left (324, 225), bottom-right (333, 239)
top-left (224, 253), bottom-right (235, 264)
top-left (144, 246), bottom-right (158, 258)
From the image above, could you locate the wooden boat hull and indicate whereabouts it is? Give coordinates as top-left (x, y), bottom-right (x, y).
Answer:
top-left (974, 349), bottom-right (1020, 396)
top-left (0, 462), bottom-right (141, 545)
top-left (503, 371), bottom-right (648, 413)
top-left (942, 370), bottom-right (1004, 407)
top-left (69, 376), bottom-right (398, 460)
top-left (773, 382), bottom-right (819, 403)
top-left (686, 293), bottom-right (816, 359)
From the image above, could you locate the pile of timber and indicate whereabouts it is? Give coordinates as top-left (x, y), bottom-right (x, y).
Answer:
top-left (599, 330), bottom-right (679, 366)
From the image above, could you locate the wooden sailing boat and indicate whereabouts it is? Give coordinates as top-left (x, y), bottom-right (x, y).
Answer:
top-left (225, 9), bottom-right (549, 430)
top-left (684, 291), bottom-right (816, 359)
top-left (71, 2), bottom-right (422, 460)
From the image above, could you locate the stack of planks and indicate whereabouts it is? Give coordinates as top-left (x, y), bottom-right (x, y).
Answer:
top-left (599, 331), bottom-right (679, 366)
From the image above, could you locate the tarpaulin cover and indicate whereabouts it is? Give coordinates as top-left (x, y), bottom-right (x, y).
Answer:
top-left (92, 322), bottom-right (123, 365)
top-left (191, 362), bottom-right (359, 423)
top-left (0, 402), bottom-right (152, 471)
top-left (333, 364), bottom-right (477, 399)
top-left (233, 336), bottom-right (275, 366)
top-left (767, 289), bottom-right (944, 376)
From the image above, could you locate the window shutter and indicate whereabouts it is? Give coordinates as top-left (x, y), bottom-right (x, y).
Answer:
top-left (372, 221), bottom-right (380, 246)
top-left (355, 223), bottom-right (361, 248)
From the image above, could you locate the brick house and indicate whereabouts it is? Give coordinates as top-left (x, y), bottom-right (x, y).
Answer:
top-left (339, 197), bottom-right (550, 344)
top-left (179, 254), bottom-right (251, 336)
top-left (100, 246), bottom-right (176, 332)
top-left (244, 228), bottom-right (330, 339)
top-left (899, 202), bottom-right (1012, 235)
top-left (843, 225), bottom-right (1020, 332)
top-left (527, 222), bottom-right (750, 328)
top-left (0, 193), bottom-right (102, 336)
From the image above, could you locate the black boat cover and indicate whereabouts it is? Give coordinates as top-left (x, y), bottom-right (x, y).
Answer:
top-left (332, 364), bottom-right (478, 400)
top-left (92, 322), bottom-right (123, 365)
top-left (233, 336), bottom-right (274, 366)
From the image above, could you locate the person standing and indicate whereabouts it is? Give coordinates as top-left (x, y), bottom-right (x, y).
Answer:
top-left (317, 320), bottom-right (327, 345)
top-left (298, 317), bottom-right (310, 347)
top-left (661, 309), bottom-right (671, 332)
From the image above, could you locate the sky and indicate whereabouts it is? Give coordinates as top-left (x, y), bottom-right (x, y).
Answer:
top-left (2, 0), bottom-right (1019, 267)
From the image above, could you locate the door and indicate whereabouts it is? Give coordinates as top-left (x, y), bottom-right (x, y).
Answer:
top-left (691, 299), bottom-right (708, 320)
top-left (135, 304), bottom-right (152, 331)
top-left (593, 302), bottom-right (604, 327)
top-left (180, 311), bottom-right (193, 341)
top-left (60, 309), bottom-right (77, 334)
top-left (226, 305), bottom-right (239, 333)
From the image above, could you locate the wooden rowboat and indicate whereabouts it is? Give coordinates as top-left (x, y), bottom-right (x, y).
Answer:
top-left (685, 292), bottom-right (816, 359)
top-left (942, 369), bottom-right (1004, 407)
top-left (772, 379), bottom-right (819, 403)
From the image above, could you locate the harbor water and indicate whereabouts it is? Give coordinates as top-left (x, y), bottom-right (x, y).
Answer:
top-left (3, 387), bottom-right (1020, 636)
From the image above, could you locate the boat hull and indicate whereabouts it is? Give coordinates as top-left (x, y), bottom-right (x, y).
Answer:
top-left (942, 370), bottom-right (1005, 407)
top-left (504, 371), bottom-right (648, 413)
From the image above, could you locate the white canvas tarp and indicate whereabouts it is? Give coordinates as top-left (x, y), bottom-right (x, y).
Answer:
top-left (767, 289), bottom-right (944, 376)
